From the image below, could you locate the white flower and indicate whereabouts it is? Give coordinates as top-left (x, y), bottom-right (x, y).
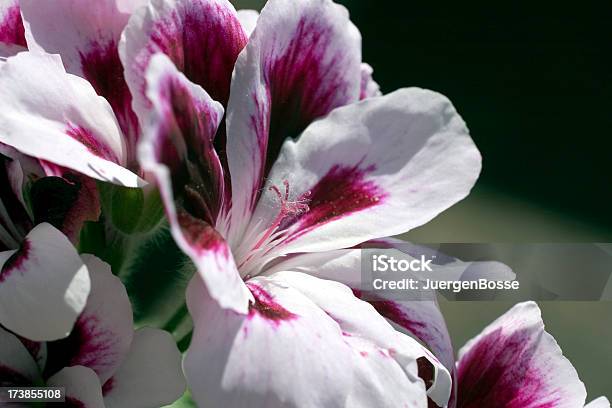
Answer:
top-left (0, 0), bottom-right (483, 406)
top-left (275, 246), bottom-right (610, 407)
top-left (137, 1), bottom-right (479, 406)
top-left (454, 302), bottom-right (608, 408)
top-left (0, 255), bottom-right (185, 407)
top-left (0, 146), bottom-right (94, 341)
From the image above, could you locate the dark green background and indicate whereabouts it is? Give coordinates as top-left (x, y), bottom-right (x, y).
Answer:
top-left (342, 1), bottom-right (612, 230)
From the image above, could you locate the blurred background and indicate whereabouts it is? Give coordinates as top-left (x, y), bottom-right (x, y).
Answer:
top-left (234, 0), bottom-right (612, 398)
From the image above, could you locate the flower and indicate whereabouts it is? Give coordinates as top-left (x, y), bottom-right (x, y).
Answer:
top-left (270, 245), bottom-right (611, 408)
top-left (136, 1), bottom-right (480, 406)
top-left (454, 301), bottom-right (608, 408)
top-left (0, 0), bottom-right (481, 406)
top-left (0, 0), bottom-right (145, 185)
top-left (0, 147), bottom-right (97, 341)
top-left (0, 0), bottom-right (137, 341)
top-left (269, 239), bottom-right (514, 406)
top-left (1, 1), bottom-right (606, 408)
top-left (0, 255), bottom-right (185, 407)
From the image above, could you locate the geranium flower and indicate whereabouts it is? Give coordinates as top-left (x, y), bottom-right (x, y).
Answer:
top-left (283, 249), bottom-right (609, 407)
top-left (455, 301), bottom-right (608, 408)
top-left (0, 147), bottom-right (97, 341)
top-left (0, 0), bottom-right (145, 185)
top-left (136, 1), bottom-right (480, 406)
top-left (0, 0), bottom-right (481, 406)
top-left (0, 0), bottom-right (140, 342)
top-left (0, 255), bottom-right (185, 407)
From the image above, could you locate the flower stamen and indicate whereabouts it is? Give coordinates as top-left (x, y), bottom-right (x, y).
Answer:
top-left (252, 180), bottom-right (310, 251)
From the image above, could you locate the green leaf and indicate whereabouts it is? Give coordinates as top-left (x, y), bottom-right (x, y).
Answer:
top-left (119, 224), bottom-right (195, 334)
top-left (98, 182), bottom-right (164, 234)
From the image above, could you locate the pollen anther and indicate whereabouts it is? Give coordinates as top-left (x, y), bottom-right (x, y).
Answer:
top-left (252, 180), bottom-right (310, 251)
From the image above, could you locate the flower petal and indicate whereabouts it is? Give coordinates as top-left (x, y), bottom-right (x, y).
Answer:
top-left (140, 53), bottom-right (251, 313)
top-left (226, 0), bottom-right (362, 239)
top-left (0, 143), bottom-right (43, 210)
top-left (360, 63), bottom-right (382, 100)
top-left (120, 0), bottom-right (247, 120)
top-left (44, 255), bottom-right (133, 384)
top-left (185, 271), bottom-right (449, 408)
top-left (237, 9), bottom-right (258, 37)
top-left (20, 0), bottom-right (146, 163)
top-left (1, 146), bottom-right (101, 245)
top-left (456, 301), bottom-right (587, 407)
top-left (0, 0), bottom-right (25, 47)
top-left (47, 366), bottom-right (105, 408)
top-left (266, 238), bottom-right (514, 407)
top-left (0, 52), bottom-right (142, 187)
top-left (250, 88), bottom-right (481, 255)
top-left (275, 271), bottom-right (452, 408)
top-left (21, 0), bottom-right (145, 72)
top-left (264, 242), bottom-right (509, 405)
top-left (15, 336), bottom-right (47, 372)
top-left (0, 325), bottom-right (41, 386)
top-left (142, 53), bottom-right (225, 225)
top-left (0, 223), bottom-right (90, 341)
top-left (102, 328), bottom-right (185, 408)
top-left (0, 41), bottom-right (24, 57)
top-left (264, 245), bottom-right (455, 371)
top-left (586, 398), bottom-right (610, 408)
top-left (0, 0), bottom-right (26, 60)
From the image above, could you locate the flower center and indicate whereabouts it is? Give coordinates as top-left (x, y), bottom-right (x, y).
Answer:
top-left (236, 180), bottom-right (310, 277)
top-left (253, 180), bottom-right (310, 251)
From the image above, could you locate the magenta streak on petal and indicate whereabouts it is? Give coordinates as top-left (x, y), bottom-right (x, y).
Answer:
top-left (0, 365), bottom-right (32, 387)
top-left (356, 289), bottom-right (456, 408)
top-left (80, 41), bottom-right (139, 167)
top-left (0, 238), bottom-right (30, 283)
top-left (247, 92), bottom-right (271, 210)
top-left (177, 210), bottom-right (228, 257)
top-left (141, 2), bottom-right (247, 192)
top-left (456, 328), bottom-right (561, 408)
top-left (250, 180), bottom-right (310, 253)
top-left (102, 377), bottom-right (115, 395)
top-left (263, 17), bottom-right (357, 174)
top-left (143, 3), bottom-right (247, 108)
top-left (246, 283), bottom-right (296, 323)
top-left (283, 164), bottom-right (385, 239)
top-left (18, 338), bottom-right (42, 357)
top-left (359, 68), bottom-right (371, 100)
top-left (0, 4), bottom-right (26, 47)
top-left (64, 397), bottom-right (86, 408)
top-left (43, 314), bottom-right (122, 381)
top-left (66, 124), bottom-right (120, 164)
top-left (361, 293), bottom-right (428, 333)
top-left (154, 73), bottom-right (225, 224)
top-left (38, 160), bottom-right (65, 177)
top-left (358, 294), bottom-right (440, 354)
